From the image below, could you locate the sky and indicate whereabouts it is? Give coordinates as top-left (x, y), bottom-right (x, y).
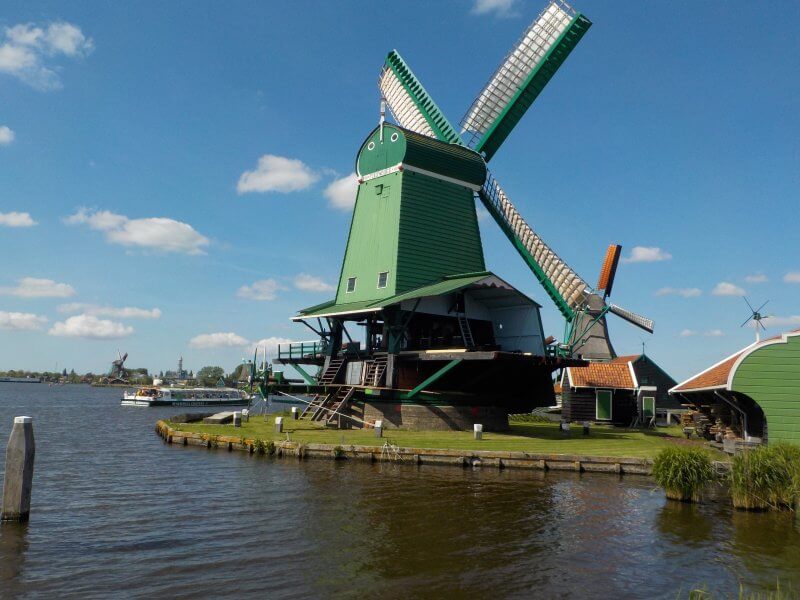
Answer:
top-left (1, 0), bottom-right (798, 380)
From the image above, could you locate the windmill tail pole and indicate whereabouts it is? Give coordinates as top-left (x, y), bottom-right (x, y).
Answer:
top-left (2, 417), bottom-right (35, 523)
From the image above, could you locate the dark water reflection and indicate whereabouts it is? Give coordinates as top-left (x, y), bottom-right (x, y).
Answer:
top-left (1, 384), bottom-right (799, 598)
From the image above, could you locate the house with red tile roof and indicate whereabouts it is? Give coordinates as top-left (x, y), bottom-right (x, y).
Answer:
top-left (670, 330), bottom-right (800, 445)
top-left (561, 354), bottom-right (678, 426)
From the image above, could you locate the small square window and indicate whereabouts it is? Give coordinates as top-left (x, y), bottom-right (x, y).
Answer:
top-left (375, 184), bottom-right (383, 195)
top-left (377, 271), bottom-right (388, 289)
top-left (346, 277), bottom-right (357, 293)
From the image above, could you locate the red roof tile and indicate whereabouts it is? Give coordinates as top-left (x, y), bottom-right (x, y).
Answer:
top-left (567, 360), bottom-right (635, 389)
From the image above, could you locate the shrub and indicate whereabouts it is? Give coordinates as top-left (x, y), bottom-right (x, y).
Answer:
top-left (253, 439), bottom-right (267, 455)
top-left (652, 447), bottom-right (715, 502)
top-left (333, 445), bottom-right (346, 459)
top-left (731, 445), bottom-right (799, 511)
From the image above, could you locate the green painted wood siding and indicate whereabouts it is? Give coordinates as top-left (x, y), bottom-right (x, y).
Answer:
top-left (732, 335), bottom-right (800, 445)
top-left (395, 171), bottom-right (485, 292)
top-left (335, 172), bottom-right (402, 304)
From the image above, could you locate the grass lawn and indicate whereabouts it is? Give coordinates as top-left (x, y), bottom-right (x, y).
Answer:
top-left (166, 413), bottom-right (725, 460)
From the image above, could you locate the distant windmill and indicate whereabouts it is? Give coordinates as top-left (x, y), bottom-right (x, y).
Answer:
top-left (741, 298), bottom-right (770, 342)
top-left (110, 350), bottom-right (128, 380)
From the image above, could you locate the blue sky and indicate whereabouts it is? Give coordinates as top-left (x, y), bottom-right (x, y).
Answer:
top-left (1, 0), bottom-right (798, 380)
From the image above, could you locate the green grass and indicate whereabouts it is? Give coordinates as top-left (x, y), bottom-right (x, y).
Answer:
top-left (652, 446), bottom-right (716, 502)
top-left (167, 414), bottom-right (725, 459)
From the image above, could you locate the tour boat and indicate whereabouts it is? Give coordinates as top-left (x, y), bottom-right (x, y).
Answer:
top-left (121, 386), bottom-right (248, 407)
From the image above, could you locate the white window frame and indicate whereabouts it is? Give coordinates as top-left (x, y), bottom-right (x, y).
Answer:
top-left (595, 389), bottom-right (613, 421)
top-left (377, 271), bottom-right (389, 289)
top-left (346, 277), bottom-right (357, 293)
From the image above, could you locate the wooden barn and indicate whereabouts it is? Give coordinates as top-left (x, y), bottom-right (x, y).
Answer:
top-left (670, 329), bottom-right (800, 446)
top-left (561, 354), bottom-right (679, 426)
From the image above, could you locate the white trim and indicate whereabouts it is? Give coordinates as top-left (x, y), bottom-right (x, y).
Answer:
top-left (668, 346), bottom-right (753, 394)
top-left (565, 367), bottom-right (574, 389)
top-left (359, 164), bottom-right (402, 182)
top-left (401, 163), bottom-right (482, 191)
top-left (292, 307), bottom-right (382, 321)
top-left (595, 389), bottom-right (613, 421)
top-left (725, 329), bottom-right (800, 390)
top-left (627, 360), bottom-right (639, 389)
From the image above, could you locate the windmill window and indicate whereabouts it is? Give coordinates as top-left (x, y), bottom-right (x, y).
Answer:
top-left (367, 142), bottom-right (375, 150)
top-left (377, 271), bottom-right (388, 289)
top-left (375, 184), bottom-right (383, 195)
top-left (346, 277), bottom-right (357, 293)
top-left (390, 132), bottom-right (399, 142)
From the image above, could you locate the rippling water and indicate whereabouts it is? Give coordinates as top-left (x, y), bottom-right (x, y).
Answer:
top-left (1, 383), bottom-right (800, 598)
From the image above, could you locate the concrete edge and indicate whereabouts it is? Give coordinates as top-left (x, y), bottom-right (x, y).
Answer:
top-left (154, 420), bottom-right (654, 476)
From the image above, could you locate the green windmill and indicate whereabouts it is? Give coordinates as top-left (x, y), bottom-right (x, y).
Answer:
top-left (378, 0), bottom-right (653, 361)
top-left (274, 0), bottom-right (651, 430)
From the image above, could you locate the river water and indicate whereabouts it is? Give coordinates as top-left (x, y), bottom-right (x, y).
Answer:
top-left (1, 383), bottom-right (799, 599)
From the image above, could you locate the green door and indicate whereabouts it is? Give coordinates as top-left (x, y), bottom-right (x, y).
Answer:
top-left (642, 396), bottom-right (656, 419)
top-left (596, 390), bottom-right (612, 421)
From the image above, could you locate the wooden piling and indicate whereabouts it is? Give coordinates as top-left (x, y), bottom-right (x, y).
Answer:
top-left (2, 416), bottom-right (35, 523)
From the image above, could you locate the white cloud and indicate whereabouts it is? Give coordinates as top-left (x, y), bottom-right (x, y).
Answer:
top-left (0, 22), bottom-right (92, 90)
top-left (703, 329), bottom-right (725, 337)
top-left (49, 314), bottom-right (133, 339)
top-left (783, 272), bottom-right (800, 284)
top-left (237, 279), bottom-right (286, 301)
top-left (655, 287), bottom-right (701, 298)
top-left (57, 303), bottom-right (161, 319)
top-left (251, 336), bottom-right (294, 359)
top-left (323, 172), bottom-right (358, 210)
top-left (0, 311), bottom-right (47, 331)
top-left (745, 273), bottom-right (768, 283)
top-left (189, 332), bottom-right (250, 349)
top-left (712, 282), bottom-right (746, 297)
top-left (293, 273), bottom-right (334, 293)
top-left (0, 125), bottom-right (14, 145)
top-left (471, 0), bottom-right (517, 16)
top-left (0, 211), bottom-right (36, 227)
top-left (65, 208), bottom-right (209, 255)
top-left (237, 154), bottom-right (318, 194)
top-left (0, 277), bottom-right (75, 298)
top-left (679, 329), bottom-right (697, 337)
top-left (621, 246), bottom-right (672, 264)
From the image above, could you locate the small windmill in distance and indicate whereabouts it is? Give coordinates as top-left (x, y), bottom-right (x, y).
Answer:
top-left (741, 297), bottom-right (770, 342)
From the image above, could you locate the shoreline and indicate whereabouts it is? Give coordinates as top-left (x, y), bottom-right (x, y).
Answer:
top-left (155, 420), bottom-right (655, 475)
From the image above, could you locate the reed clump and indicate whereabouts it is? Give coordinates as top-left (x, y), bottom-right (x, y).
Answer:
top-left (652, 447), bottom-right (715, 502)
top-left (731, 444), bottom-right (800, 511)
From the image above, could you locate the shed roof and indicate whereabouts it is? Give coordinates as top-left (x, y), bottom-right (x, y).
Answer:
top-left (670, 329), bottom-right (800, 393)
top-left (566, 355), bottom-right (639, 390)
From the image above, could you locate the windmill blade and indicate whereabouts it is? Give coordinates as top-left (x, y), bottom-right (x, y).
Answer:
top-left (379, 50), bottom-right (461, 143)
top-left (608, 304), bottom-right (654, 334)
top-left (741, 315), bottom-right (754, 328)
top-left (478, 173), bottom-right (589, 320)
top-left (743, 296), bottom-right (755, 313)
top-left (460, 1), bottom-right (592, 161)
top-left (756, 300), bottom-right (769, 313)
top-left (596, 244), bottom-right (622, 298)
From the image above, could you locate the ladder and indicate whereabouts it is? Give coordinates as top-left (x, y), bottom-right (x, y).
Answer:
top-left (457, 313), bottom-right (475, 349)
top-left (319, 357), bottom-right (345, 385)
top-left (363, 356), bottom-right (388, 387)
top-left (300, 394), bottom-right (324, 419)
top-left (324, 386), bottom-right (355, 427)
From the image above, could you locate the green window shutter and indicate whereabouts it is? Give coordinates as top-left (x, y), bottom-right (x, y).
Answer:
top-left (596, 390), bottom-right (612, 421)
top-left (642, 396), bottom-right (655, 418)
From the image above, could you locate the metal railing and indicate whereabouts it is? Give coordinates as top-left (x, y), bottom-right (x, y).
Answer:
top-left (277, 340), bottom-right (327, 361)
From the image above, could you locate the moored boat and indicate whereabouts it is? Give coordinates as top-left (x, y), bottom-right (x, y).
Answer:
top-left (121, 386), bottom-right (248, 407)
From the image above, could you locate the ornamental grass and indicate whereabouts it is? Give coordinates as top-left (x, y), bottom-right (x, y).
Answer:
top-left (730, 444), bottom-right (800, 511)
top-left (652, 446), bottom-right (715, 503)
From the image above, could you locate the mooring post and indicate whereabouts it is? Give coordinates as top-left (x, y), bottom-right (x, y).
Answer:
top-left (275, 416), bottom-right (283, 434)
top-left (374, 420), bottom-right (383, 438)
top-left (242, 409), bottom-right (249, 423)
top-left (474, 423), bottom-right (483, 440)
top-left (291, 407), bottom-right (298, 420)
top-left (233, 411), bottom-right (242, 428)
top-left (2, 416), bottom-right (35, 523)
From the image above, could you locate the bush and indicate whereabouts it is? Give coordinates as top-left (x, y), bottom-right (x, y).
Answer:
top-left (731, 445), bottom-right (799, 511)
top-left (652, 447), bottom-right (715, 502)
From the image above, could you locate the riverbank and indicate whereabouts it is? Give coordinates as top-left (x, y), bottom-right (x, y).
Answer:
top-left (156, 415), bottom-right (727, 475)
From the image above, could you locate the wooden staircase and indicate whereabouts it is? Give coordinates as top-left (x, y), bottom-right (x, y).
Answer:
top-left (363, 356), bottom-right (388, 387)
top-left (456, 313), bottom-right (475, 349)
top-left (324, 386), bottom-right (355, 427)
top-left (319, 357), bottom-right (345, 385)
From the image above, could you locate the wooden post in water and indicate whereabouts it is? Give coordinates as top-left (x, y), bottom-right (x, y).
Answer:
top-left (2, 416), bottom-right (35, 523)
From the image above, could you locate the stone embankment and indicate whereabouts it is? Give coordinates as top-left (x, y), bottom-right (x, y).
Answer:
top-left (155, 420), bottom-right (654, 475)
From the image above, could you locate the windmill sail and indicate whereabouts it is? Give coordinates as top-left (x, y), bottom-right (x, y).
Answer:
top-left (460, 1), bottom-right (591, 161)
top-left (608, 304), bottom-right (654, 334)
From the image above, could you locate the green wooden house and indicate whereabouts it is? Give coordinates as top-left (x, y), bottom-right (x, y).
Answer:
top-left (670, 329), bottom-right (800, 445)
